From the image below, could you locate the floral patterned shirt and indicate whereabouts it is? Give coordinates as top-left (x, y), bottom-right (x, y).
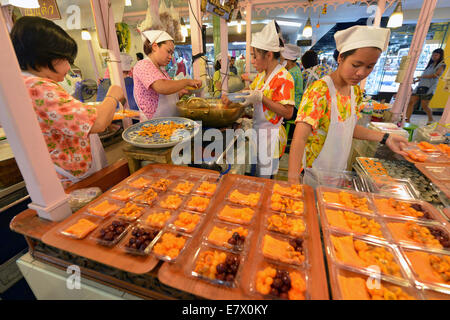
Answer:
top-left (302, 64), bottom-right (333, 89)
top-left (250, 66), bottom-right (295, 125)
top-left (287, 64), bottom-right (303, 110)
top-left (295, 79), bottom-right (364, 168)
top-left (23, 75), bottom-right (98, 187)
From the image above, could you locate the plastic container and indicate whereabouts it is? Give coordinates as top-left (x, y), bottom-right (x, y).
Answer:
top-left (216, 202), bottom-right (256, 226)
top-left (319, 204), bottom-right (390, 242)
top-left (171, 179), bottom-right (198, 195)
top-left (226, 178), bottom-right (264, 208)
top-left (183, 195), bottom-right (211, 213)
top-left (68, 187), bottom-right (102, 213)
top-left (316, 186), bottom-right (375, 215)
top-left (329, 264), bottom-right (421, 300)
top-left (356, 157), bottom-right (389, 177)
top-left (194, 176), bottom-right (220, 197)
top-left (85, 198), bottom-right (124, 219)
top-left (168, 210), bottom-right (205, 234)
top-left (246, 257), bottom-right (309, 300)
top-left (269, 193), bottom-right (305, 216)
top-left (138, 207), bottom-right (175, 229)
top-left (422, 288), bottom-right (450, 300)
top-left (88, 218), bottom-right (132, 247)
top-left (150, 229), bottom-right (191, 262)
top-left (119, 223), bottom-right (162, 256)
top-left (258, 230), bottom-right (307, 267)
top-left (145, 167), bottom-right (168, 177)
top-left (202, 220), bottom-right (251, 253)
top-left (365, 176), bottom-right (419, 200)
top-left (149, 177), bottom-right (174, 192)
top-left (421, 165), bottom-right (450, 182)
top-left (126, 175), bottom-right (154, 189)
top-left (385, 218), bottom-right (450, 253)
top-left (265, 211), bottom-right (307, 238)
top-left (114, 202), bottom-right (149, 221)
top-left (158, 192), bottom-right (186, 210)
top-left (324, 229), bottom-right (411, 286)
top-left (189, 244), bottom-right (243, 288)
top-left (59, 214), bottom-right (101, 240)
top-left (400, 247), bottom-right (450, 293)
top-left (130, 188), bottom-right (159, 206)
top-left (314, 170), bottom-right (368, 192)
top-left (271, 181), bottom-right (303, 199)
top-left (109, 186), bottom-right (140, 202)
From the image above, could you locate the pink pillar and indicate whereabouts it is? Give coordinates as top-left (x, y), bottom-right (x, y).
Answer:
top-left (391, 0), bottom-right (438, 124)
top-left (245, 1), bottom-right (252, 87)
top-left (87, 39), bottom-right (100, 81)
top-left (188, 0), bottom-right (203, 81)
top-left (0, 13), bottom-right (71, 221)
top-left (220, 17), bottom-right (229, 93)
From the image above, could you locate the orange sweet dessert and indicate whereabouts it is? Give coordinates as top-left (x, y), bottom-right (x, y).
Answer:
top-left (262, 234), bottom-right (305, 265)
top-left (185, 196), bottom-right (210, 213)
top-left (137, 121), bottom-right (185, 140)
top-left (128, 176), bottom-right (152, 189)
top-left (270, 193), bottom-right (304, 215)
top-left (228, 189), bottom-right (260, 207)
top-left (132, 188), bottom-right (158, 205)
top-left (325, 209), bottom-right (383, 238)
top-left (406, 149), bottom-right (427, 162)
top-left (113, 109), bottom-right (140, 120)
top-left (160, 194), bottom-right (183, 210)
top-left (337, 275), bottom-right (414, 300)
top-left (437, 144), bottom-right (450, 157)
top-left (173, 211), bottom-right (201, 233)
top-left (145, 210), bottom-right (172, 228)
top-left (207, 225), bottom-right (248, 250)
top-left (196, 180), bottom-right (217, 197)
top-left (217, 205), bottom-right (255, 224)
top-left (373, 198), bottom-right (432, 220)
top-left (405, 251), bottom-right (450, 285)
top-left (273, 183), bottom-right (303, 199)
top-left (331, 235), bottom-right (402, 277)
top-left (387, 221), bottom-right (445, 250)
top-left (359, 158), bottom-right (389, 176)
top-left (88, 200), bottom-right (120, 217)
top-left (323, 191), bottom-right (372, 213)
top-left (152, 232), bottom-right (186, 259)
top-left (110, 188), bottom-right (136, 201)
top-left (193, 250), bottom-right (240, 283)
top-left (418, 141), bottom-right (439, 153)
top-left (267, 213), bottom-right (306, 237)
top-left (63, 218), bottom-right (98, 239)
top-left (173, 181), bottom-right (195, 194)
top-left (116, 202), bottom-right (145, 220)
top-left (151, 178), bottom-right (171, 191)
top-left (255, 266), bottom-right (306, 300)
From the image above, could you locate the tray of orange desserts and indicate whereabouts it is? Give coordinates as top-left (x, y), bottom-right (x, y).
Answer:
top-left (402, 142), bottom-right (450, 164)
top-left (317, 186), bottom-right (450, 299)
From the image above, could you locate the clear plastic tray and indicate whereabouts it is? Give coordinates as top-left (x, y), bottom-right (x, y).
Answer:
top-left (138, 207), bottom-right (175, 229)
top-left (329, 264), bottom-right (421, 300)
top-left (366, 176), bottom-right (419, 200)
top-left (145, 168), bottom-right (168, 177)
top-left (400, 247), bottom-right (450, 293)
top-left (258, 230), bottom-right (307, 267)
top-left (246, 257), bottom-right (309, 300)
top-left (114, 202), bottom-right (148, 221)
top-left (272, 181), bottom-right (303, 199)
top-left (371, 195), bottom-right (445, 224)
top-left (158, 192), bottom-right (186, 210)
top-left (216, 202), bottom-right (256, 226)
top-left (59, 214), bottom-right (101, 240)
top-left (265, 212), bottom-right (307, 238)
top-left (109, 186), bottom-right (140, 202)
top-left (316, 186), bottom-right (375, 215)
top-left (269, 193), bottom-right (305, 216)
top-left (149, 229), bottom-right (191, 262)
top-left (126, 175), bottom-right (154, 189)
top-left (88, 218), bottom-right (132, 247)
top-left (85, 198), bottom-right (124, 219)
top-left (422, 165), bottom-right (450, 182)
top-left (385, 219), bottom-right (450, 253)
top-left (356, 157), bottom-right (390, 177)
top-left (130, 187), bottom-right (159, 206)
top-left (183, 195), bottom-right (211, 213)
top-left (226, 187), bottom-right (263, 208)
top-left (171, 179), bottom-right (198, 195)
top-left (194, 176), bottom-right (220, 197)
top-left (168, 210), bottom-right (205, 234)
top-left (422, 288), bottom-right (450, 300)
top-left (320, 204), bottom-right (390, 242)
top-left (189, 244), bottom-right (243, 288)
top-left (315, 170), bottom-right (368, 192)
top-left (202, 220), bottom-right (251, 253)
top-left (149, 177), bottom-right (174, 192)
top-left (119, 223), bottom-right (162, 256)
top-left (324, 229), bottom-right (411, 286)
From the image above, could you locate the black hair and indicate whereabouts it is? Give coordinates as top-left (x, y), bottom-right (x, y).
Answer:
top-left (136, 52), bottom-right (144, 60)
top-left (143, 39), bottom-right (171, 55)
top-left (214, 60), bottom-right (221, 71)
top-left (254, 21), bottom-right (285, 60)
top-left (10, 16), bottom-right (77, 72)
top-left (333, 49), bottom-right (339, 63)
top-left (301, 50), bottom-right (318, 69)
top-left (230, 56), bottom-right (236, 60)
top-left (426, 48), bottom-right (444, 69)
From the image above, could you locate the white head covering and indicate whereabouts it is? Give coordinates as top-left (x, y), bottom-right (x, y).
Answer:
top-left (334, 25), bottom-right (390, 54)
top-left (141, 30), bottom-right (174, 44)
top-left (120, 52), bottom-right (133, 71)
top-left (251, 20), bottom-right (281, 52)
top-left (281, 44), bottom-right (301, 61)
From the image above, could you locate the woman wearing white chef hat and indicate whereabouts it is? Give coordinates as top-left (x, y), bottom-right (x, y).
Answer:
top-left (133, 30), bottom-right (202, 121)
top-left (288, 25), bottom-right (410, 186)
top-left (224, 20), bottom-right (295, 178)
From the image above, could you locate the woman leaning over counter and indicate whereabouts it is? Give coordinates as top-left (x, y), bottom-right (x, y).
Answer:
top-left (10, 16), bottom-right (126, 188)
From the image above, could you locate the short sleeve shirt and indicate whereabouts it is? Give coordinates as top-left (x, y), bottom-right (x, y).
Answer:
top-left (250, 67), bottom-right (295, 125)
top-left (295, 79), bottom-right (364, 168)
top-left (23, 75), bottom-right (98, 187)
top-left (287, 64), bottom-right (303, 110)
top-left (302, 64), bottom-right (333, 89)
top-left (133, 59), bottom-right (169, 119)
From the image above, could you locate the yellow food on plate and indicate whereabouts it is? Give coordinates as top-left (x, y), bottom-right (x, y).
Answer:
top-left (137, 121), bottom-right (185, 140)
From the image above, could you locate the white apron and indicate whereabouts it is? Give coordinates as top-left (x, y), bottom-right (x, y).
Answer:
top-left (252, 64), bottom-right (284, 177)
top-left (303, 75), bottom-right (357, 188)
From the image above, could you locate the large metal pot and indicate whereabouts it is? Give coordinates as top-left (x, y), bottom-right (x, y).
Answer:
top-left (176, 97), bottom-right (245, 128)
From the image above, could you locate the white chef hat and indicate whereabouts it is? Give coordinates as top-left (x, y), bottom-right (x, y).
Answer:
top-left (251, 20), bottom-right (281, 52)
top-left (120, 52), bottom-right (133, 71)
top-left (334, 25), bottom-right (391, 54)
top-left (141, 30), bottom-right (174, 44)
top-left (281, 44), bottom-right (301, 61)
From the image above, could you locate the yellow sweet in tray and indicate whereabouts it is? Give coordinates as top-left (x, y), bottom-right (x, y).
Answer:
top-left (132, 188), bottom-right (158, 204)
top-left (116, 203), bottom-right (145, 220)
top-left (185, 196), bottom-right (210, 213)
top-left (63, 218), bottom-right (98, 239)
top-left (323, 191), bottom-right (372, 213)
top-left (270, 193), bottom-right (304, 215)
top-left (325, 209), bottom-right (383, 238)
top-left (228, 189), bottom-right (260, 207)
top-left (160, 194), bottom-right (183, 210)
top-left (405, 251), bottom-right (450, 285)
top-left (255, 266), bottom-right (306, 300)
top-left (273, 183), bottom-right (302, 198)
top-left (197, 181), bottom-right (217, 196)
top-left (388, 221), bottom-right (443, 250)
top-left (152, 232), bottom-right (186, 259)
top-left (145, 210), bottom-right (172, 228)
top-left (173, 181), bottom-right (195, 194)
top-left (110, 188), bottom-right (136, 201)
top-left (217, 205), bottom-right (255, 224)
top-left (88, 200), bottom-right (119, 217)
top-left (128, 176), bottom-right (152, 189)
top-left (267, 213), bottom-right (306, 237)
top-left (262, 234), bottom-right (304, 265)
top-left (173, 211), bottom-right (201, 233)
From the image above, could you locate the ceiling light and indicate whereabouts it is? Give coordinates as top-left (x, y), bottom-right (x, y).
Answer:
top-left (125, 0), bottom-right (132, 6)
top-left (387, 0), bottom-right (403, 28)
top-left (236, 10), bottom-right (242, 34)
top-left (277, 20), bottom-right (302, 28)
top-left (302, 18), bottom-right (312, 38)
top-left (81, 29), bottom-right (92, 41)
top-left (9, 0), bottom-right (39, 8)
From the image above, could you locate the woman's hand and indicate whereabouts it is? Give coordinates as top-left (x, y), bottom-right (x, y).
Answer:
top-left (178, 89), bottom-right (189, 98)
top-left (241, 73), bottom-right (250, 81)
top-left (235, 90), bottom-right (262, 106)
top-left (107, 85), bottom-right (126, 105)
top-left (221, 94), bottom-right (231, 106)
top-left (186, 79), bottom-right (203, 89)
top-left (386, 134), bottom-right (411, 157)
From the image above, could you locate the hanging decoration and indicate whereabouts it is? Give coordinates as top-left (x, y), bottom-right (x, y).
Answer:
top-left (321, 4), bottom-right (327, 15)
top-left (115, 22), bottom-right (131, 53)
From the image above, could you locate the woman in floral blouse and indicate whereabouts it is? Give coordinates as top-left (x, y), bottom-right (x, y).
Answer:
top-left (11, 16), bottom-right (125, 188)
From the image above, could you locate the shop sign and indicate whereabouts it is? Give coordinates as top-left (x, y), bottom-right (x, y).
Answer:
top-left (297, 39), bottom-right (312, 47)
top-left (19, 0), bottom-right (61, 20)
top-left (201, 0), bottom-right (237, 22)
